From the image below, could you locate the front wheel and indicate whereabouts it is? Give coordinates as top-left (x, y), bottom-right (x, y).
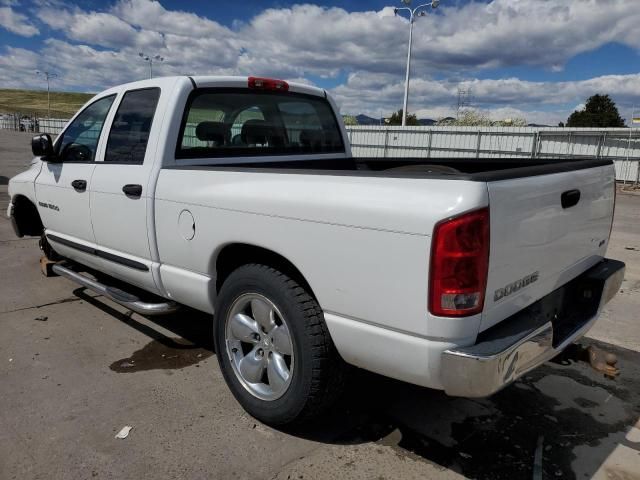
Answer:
top-left (214, 264), bottom-right (345, 425)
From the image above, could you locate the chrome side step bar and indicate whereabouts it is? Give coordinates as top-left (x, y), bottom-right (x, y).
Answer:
top-left (52, 264), bottom-right (179, 316)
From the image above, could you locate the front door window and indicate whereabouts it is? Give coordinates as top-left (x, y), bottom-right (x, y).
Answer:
top-left (56, 95), bottom-right (115, 162)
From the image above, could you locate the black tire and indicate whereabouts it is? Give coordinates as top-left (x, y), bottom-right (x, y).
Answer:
top-left (214, 263), bottom-right (345, 426)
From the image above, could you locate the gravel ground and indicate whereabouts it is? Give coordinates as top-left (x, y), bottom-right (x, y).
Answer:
top-left (1, 129), bottom-right (639, 480)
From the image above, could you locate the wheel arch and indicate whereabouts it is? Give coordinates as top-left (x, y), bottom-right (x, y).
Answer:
top-left (213, 243), bottom-right (318, 302)
top-left (10, 194), bottom-right (44, 237)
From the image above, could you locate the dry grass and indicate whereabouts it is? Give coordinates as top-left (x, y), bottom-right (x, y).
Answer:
top-left (0, 88), bottom-right (94, 118)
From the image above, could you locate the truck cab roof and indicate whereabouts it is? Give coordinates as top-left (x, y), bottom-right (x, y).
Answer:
top-left (96, 76), bottom-right (327, 99)
top-left (190, 76), bottom-right (327, 98)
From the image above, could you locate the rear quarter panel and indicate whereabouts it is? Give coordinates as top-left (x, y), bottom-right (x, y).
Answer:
top-left (154, 168), bottom-right (489, 340)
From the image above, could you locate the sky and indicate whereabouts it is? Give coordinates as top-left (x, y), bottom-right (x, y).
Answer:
top-left (0, 0), bottom-right (639, 125)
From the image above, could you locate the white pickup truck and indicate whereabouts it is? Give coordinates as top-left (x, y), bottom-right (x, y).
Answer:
top-left (8, 76), bottom-right (625, 425)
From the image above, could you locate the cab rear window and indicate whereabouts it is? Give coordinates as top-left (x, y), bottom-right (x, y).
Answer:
top-left (176, 89), bottom-right (344, 159)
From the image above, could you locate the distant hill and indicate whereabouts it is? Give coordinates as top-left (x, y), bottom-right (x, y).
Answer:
top-left (436, 117), bottom-right (456, 125)
top-left (0, 88), bottom-right (93, 118)
top-left (346, 114), bottom-right (549, 128)
top-left (352, 114), bottom-right (437, 126)
top-left (355, 114), bottom-right (381, 125)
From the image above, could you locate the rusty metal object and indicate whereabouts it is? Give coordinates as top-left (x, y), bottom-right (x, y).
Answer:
top-left (40, 255), bottom-right (60, 277)
top-left (587, 345), bottom-right (619, 379)
top-left (551, 343), bottom-right (620, 379)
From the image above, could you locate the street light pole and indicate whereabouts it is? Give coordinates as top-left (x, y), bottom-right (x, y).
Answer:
top-left (402, 18), bottom-right (414, 127)
top-left (138, 52), bottom-right (164, 79)
top-left (632, 106), bottom-right (639, 187)
top-left (35, 70), bottom-right (58, 118)
top-left (393, 0), bottom-right (440, 126)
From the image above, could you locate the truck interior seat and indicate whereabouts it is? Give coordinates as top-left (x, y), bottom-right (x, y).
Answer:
top-left (196, 121), bottom-right (228, 145)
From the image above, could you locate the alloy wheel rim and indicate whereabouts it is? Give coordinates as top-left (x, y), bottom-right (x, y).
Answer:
top-left (225, 293), bottom-right (294, 401)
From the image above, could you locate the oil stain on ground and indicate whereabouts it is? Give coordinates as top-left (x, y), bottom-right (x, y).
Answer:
top-left (110, 337), bottom-right (213, 373)
top-left (309, 337), bottom-right (640, 480)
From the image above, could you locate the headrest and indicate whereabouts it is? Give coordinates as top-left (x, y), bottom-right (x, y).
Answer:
top-left (196, 121), bottom-right (227, 143)
top-left (241, 119), bottom-right (273, 145)
top-left (299, 129), bottom-right (324, 148)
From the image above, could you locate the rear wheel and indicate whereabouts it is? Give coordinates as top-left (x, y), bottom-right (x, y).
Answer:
top-left (214, 264), bottom-right (345, 425)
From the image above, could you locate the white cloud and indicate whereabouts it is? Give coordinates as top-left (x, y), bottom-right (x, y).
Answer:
top-left (0, 6), bottom-right (39, 36)
top-left (0, 46), bottom-right (40, 89)
top-left (28, 0), bottom-right (640, 81)
top-left (40, 9), bottom-right (138, 48)
top-left (1, 0), bottom-right (640, 125)
top-left (330, 71), bottom-right (640, 124)
top-left (234, 0), bottom-right (640, 77)
top-left (112, 0), bottom-right (232, 39)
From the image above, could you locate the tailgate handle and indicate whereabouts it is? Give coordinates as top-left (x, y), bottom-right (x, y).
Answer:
top-left (561, 189), bottom-right (581, 209)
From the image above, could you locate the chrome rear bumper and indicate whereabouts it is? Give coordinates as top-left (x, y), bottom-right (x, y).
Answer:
top-left (441, 259), bottom-right (625, 398)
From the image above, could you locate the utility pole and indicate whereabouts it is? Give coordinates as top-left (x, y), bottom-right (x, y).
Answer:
top-left (402, 15), bottom-right (414, 127)
top-left (35, 70), bottom-right (58, 118)
top-left (456, 87), bottom-right (472, 118)
top-left (392, 0), bottom-right (440, 126)
top-left (632, 106), bottom-right (639, 187)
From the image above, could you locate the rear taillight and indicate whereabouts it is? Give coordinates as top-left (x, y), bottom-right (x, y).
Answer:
top-left (429, 208), bottom-right (490, 317)
top-left (248, 77), bottom-right (289, 91)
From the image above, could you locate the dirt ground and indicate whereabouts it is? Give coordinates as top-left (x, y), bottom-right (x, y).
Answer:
top-left (1, 129), bottom-right (639, 479)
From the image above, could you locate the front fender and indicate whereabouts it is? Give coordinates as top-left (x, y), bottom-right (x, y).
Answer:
top-left (8, 159), bottom-right (42, 204)
top-left (7, 160), bottom-right (44, 237)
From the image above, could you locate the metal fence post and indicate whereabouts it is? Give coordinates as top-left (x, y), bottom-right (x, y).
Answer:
top-left (476, 131), bottom-right (482, 159)
top-left (382, 128), bottom-right (389, 158)
top-left (596, 132), bottom-right (606, 159)
top-left (427, 130), bottom-right (432, 159)
top-left (531, 132), bottom-right (538, 158)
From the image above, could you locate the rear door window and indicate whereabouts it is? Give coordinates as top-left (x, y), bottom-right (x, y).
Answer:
top-left (177, 90), bottom-right (344, 158)
top-left (105, 88), bottom-right (161, 164)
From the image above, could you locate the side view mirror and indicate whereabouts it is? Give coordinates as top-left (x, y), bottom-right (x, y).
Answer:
top-left (31, 134), bottom-right (56, 161)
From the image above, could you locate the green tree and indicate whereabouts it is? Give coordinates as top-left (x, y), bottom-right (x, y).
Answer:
top-left (387, 109), bottom-right (419, 126)
top-left (566, 94), bottom-right (625, 127)
top-left (342, 115), bottom-right (358, 126)
top-left (436, 109), bottom-right (527, 127)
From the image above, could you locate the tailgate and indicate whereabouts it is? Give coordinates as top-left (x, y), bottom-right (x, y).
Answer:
top-left (481, 161), bottom-right (615, 331)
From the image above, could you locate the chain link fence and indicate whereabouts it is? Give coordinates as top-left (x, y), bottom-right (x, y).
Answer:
top-left (0, 113), bottom-right (68, 134)
top-left (0, 113), bottom-right (40, 132)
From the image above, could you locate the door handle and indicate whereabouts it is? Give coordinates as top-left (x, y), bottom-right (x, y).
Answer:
top-left (561, 189), bottom-right (581, 209)
top-left (71, 179), bottom-right (87, 191)
top-left (122, 184), bottom-right (143, 197)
